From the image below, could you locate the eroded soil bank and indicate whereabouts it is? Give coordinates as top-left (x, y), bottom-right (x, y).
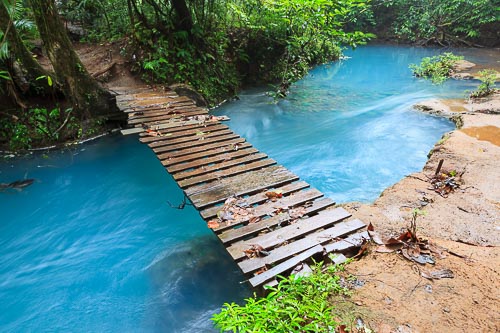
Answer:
top-left (340, 87), bottom-right (499, 332)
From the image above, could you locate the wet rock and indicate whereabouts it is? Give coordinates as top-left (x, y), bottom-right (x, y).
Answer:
top-left (170, 83), bottom-right (208, 107)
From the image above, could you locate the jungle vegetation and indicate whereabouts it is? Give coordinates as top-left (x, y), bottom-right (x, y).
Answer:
top-left (0, 0), bottom-right (498, 150)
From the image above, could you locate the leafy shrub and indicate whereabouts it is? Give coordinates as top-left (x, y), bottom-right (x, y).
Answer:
top-left (409, 52), bottom-right (463, 84)
top-left (469, 69), bottom-right (498, 98)
top-left (212, 262), bottom-right (349, 333)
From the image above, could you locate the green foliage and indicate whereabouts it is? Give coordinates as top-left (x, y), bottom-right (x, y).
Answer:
top-left (0, 107), bottom-right (80, 150)
top-left (374, 0), bottom-right (498, 44)
top-left (469, 69), bottom-right (498, 98)
top-left (409, 53), bottom-right (463, 84)
top-left (212, 262), bottom-right (349, 332)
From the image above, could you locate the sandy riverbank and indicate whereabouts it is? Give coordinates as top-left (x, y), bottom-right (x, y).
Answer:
top-left (339, 72), bottom-right (499, 332)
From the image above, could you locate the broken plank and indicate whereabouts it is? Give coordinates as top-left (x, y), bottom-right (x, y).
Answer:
top-left (238, 225), bottom-right (366, 274)
top-left (167, 147), bottom-right (259, 173)
top-left (218, 196), bottom-right (334, 243)
top-left (185, 165), bottom-right (299, 209)
top-left (178, 157), bottom-right (276, 188)
top-left (174, 152), bottom-right (268, 181)
top-left (248, 245), bottom-right (324, 287)
top-left (152, 133), bottom-right (240, 154)
top-left (161, 141), bottom-right (251, 166)
top-left (227, 207), bottom-right (352, 261)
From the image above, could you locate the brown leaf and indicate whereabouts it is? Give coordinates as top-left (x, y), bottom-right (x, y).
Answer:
top-left (354, 240), bottom-right (369, 259)
top-left (398, 231), bottom-right (412, 242)
top-left (337, 325), bottom-right (347, 333)
top-left (207, 220), bottom-right (220, 229)
top-left (255, 266), bottom-right (268, 275)
top-left (367, 222), bottom-right (375, 231)
top-left (368, 230), bottom-right (384, 245)
top-left (249, 216), bottom-right (261, 224)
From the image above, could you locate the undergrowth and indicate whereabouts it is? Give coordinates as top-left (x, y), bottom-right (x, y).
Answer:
top-left (212, 262), bottom-right (350, 333)
top-left (409, 52), bottom-right (463, 84)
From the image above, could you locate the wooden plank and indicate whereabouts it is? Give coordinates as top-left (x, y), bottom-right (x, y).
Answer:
top-left (121, 127), bottom-right (143, 135)
top-left (161, 141), bottom-right (251, 166)
top-left (167, 147), bottom-right (259, 173)
top-left (214, 188), bottom-right (325, 233)
top-left (248, 245), bottom-right (324, 287)
top-left (238, 228), bottom-right (366, 274)
top-left (127, 104), bottom-right (200, 118)
top-left (140, 124), bottom-right (227, 143)
top-left (148, 129), bottom-right (233, 148)
top-left (178, 157), bottom-right (276, 188)
top-left (218, 196), bottom-right (334, 243)
top-left (129, 108), bottom-right (208, 125)
top-left (122, 101), bottom-right (196, 113)
top-left (157, 137), bottom-right (246, 161)
top-left (323, 231), bottom-right (368, 253)
top-left (152, 133), bottom-right (240, 154)
top-left (138, 116), bottom-right (229, 132)
top-left (200, 180), bottom-right (310, 219)
top-left (185, 165), bottom-right (299, 209)
top-left (174, 152), bottom-right (268, 181)
top-left (227, 207), bottom-right (352, 261)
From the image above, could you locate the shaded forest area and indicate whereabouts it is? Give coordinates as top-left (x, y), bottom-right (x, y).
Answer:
top-left (0, 0), bottom-right (498, 151)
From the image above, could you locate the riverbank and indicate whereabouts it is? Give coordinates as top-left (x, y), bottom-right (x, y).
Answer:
top-left (339, 86), bottom-right (499, 331)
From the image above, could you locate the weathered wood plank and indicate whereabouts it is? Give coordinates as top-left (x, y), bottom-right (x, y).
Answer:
top-left (129, 108), bottom-right (208, 125)
top-left (218, 196), bottom-right (334, 243)
top-left (227, 207), bottom-right (352, 261)
top-left (157, 137), bottom-right (246, 161)
top-left (140, 124), bottom-right (227, 143)
top-left (160, 141), bottom-right (251, 165)
top-left (323, 231), bottom-right (368, 254)
top-left (238, 228), bottom-right (367, 274)
top-left (148, 129), bottom-right (234, 149)
top-left (178, 157), bottom-right (276, 188)
top-left (214, 188), bottom-right (325, 233)
top-left (200, 181), bottom-right (310, 219)
top-left (127, 104), bottom-right (200, 118)
top-left (174, 152), bottom-right (268, 181)
top-left (248, 245), bottom-right (324, 287)
top-left (152, 133), bottom-right (240, 154)
top-left (185, 165), bottom-right (299, 209)
top-left (167, 147), bottom-right (259, 173)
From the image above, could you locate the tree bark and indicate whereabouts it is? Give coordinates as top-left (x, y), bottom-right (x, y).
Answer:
top-left (28, 0), bottom-right (121, 119)
top-left (170, 0), bottom-right (193, 33)
top-left (0, 2), bottom-right (52, 95)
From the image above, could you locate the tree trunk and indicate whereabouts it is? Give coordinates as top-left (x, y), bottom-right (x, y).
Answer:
top-left (28, 0), bottom-right (121, 119)
top-left (0, 2), bottom-right (52, 95)
top-left (170, 0), bottom-right (193, 33)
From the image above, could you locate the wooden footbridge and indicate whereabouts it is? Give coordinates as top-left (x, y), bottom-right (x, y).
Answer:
top-left (114, 86), bottom-right (368, 288)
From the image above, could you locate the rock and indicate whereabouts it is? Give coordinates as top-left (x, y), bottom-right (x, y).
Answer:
top-left (453, 59), bottom-right (476, 72)
top-left (169, 83), bottom-right (208, 107)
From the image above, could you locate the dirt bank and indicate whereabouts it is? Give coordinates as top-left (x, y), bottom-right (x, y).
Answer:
top-left (340, 88), bottom-right (499, 332)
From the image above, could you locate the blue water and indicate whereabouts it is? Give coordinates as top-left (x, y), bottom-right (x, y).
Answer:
top-left (214, 45), bottom-right (469, 202)
top-left (0, 45), bottom-right (474, 331)
top-left (0, 136), bottom-right (250, 332)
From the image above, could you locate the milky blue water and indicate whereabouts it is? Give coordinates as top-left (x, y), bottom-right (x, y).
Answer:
top-left (214, 45), bottom-right (473, 202)
top-left (0, 45), bottom-right (474, 332)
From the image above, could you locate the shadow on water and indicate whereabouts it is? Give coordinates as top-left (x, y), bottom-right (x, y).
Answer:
top-left (144, 235), bottom-right (251, 332)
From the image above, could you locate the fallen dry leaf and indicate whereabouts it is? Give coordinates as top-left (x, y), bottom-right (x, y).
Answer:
top-left (207, 220), bottom-right (220, 229)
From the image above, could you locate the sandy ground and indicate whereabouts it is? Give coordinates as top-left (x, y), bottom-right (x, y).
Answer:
top-left (73, 43), bottom-right (499, 333)
top-left (340, 87), bottom-right (499, 331)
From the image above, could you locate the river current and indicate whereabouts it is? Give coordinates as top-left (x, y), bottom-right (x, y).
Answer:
top-left (0, 45), bottom-right (478, 331)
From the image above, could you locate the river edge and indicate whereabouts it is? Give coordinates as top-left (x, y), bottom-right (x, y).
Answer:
top-left (337, 86), bottom-right (499, 331)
